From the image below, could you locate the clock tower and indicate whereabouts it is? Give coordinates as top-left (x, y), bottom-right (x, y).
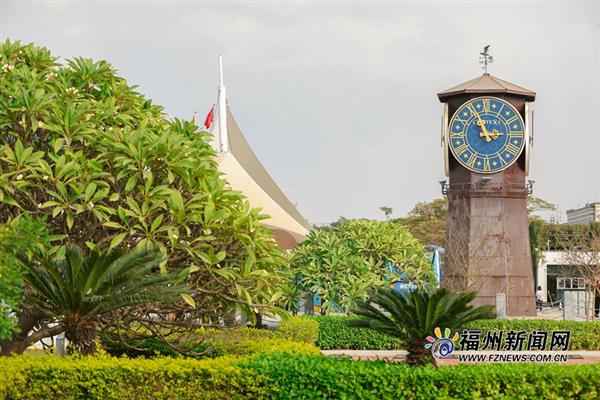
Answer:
top-left (438, 51), bottom-right (536, 316)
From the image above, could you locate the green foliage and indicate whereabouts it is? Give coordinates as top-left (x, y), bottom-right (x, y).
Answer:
top-left (353, 288), bottom-right (494, 365)
top-left (397, 196), bottom-right (557, 249)
top-left (21, 244), bottom-right (188, 354)
top-left (527, 196), bottom-right (557, 216)
top-left (0, 354), bottom-right (266, 400)
top-left (308, 315), bottom-right (405, 350)
top-left (0, 39), bottom-right (286, 331)
top-left (0, 215), bottom-right (48, 339)
top-left (466, 319), bottom-right (600, 351)
top-left (245, 353), bottom-right (600, 400)
top-left (289, 219), bottom-right (432, 314)
top-left (103, 323), bottom-right (320, 358)
top-left (2, 351), bottom-right (599, 399)
top-left (529, 220), bottom-right (600, 252)
top-left (395, 197), bottom-right (448, 247)
top-left (310, 316), bottom-right (600, 351)
top-left (276, 316), bottom-right (319, 344)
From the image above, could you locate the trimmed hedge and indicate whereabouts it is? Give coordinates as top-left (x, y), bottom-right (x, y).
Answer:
top-left (0, 355), bottom-right (263, 399)
top-left (467, 319), bottom-right (600, 351)
top-left (308, 316), bottom-right (405, 350)
top-left (245, 353), bottom-right (600, 399)
top-left (309, 316), bottom-right (600, 350)
top-left (277, 316), bottom-right (319, 344)
top-left (2, 353), bottom-right (599, 399)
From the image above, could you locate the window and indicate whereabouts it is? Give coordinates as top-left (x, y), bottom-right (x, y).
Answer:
top-left (557, 277), bottom-right (585, 290)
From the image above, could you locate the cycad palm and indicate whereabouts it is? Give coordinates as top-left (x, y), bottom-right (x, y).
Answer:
top-left (21, 245), bottom-right (187, 354)
top-left (353, 287), bottom-right (494, 365)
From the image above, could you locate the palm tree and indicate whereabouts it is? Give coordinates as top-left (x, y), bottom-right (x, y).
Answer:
top-left (353, 287), bottom-right (494, 365)
top-left (20, 245), bottom-right (188, 355)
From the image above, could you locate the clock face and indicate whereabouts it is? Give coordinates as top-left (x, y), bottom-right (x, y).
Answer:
top-left (448, 96), bottom-right (525, 174)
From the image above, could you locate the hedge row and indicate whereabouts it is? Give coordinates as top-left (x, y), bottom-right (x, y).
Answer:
top-left (2, 353), bottom-right (599, 399)
top-left (309, 316), bottom-right (600, 350)
top-left (245, 353), bottom-right (600, 399)
top-left (307, 316), bottom-right (405, 350)
top-left (103, 316), bottom-right (320, 358)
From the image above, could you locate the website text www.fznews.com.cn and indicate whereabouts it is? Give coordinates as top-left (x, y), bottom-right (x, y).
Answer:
top-left (456, 352), bottom-right (569, 363)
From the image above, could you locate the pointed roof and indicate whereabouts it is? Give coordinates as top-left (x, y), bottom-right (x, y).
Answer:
top-left (211, 106), bottom-right (311, 243)
top-left (438, 73), bottom-right (535, 102)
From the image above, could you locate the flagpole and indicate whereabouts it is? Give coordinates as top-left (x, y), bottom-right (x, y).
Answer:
top-left (218, 55), bottom-right (229, 153)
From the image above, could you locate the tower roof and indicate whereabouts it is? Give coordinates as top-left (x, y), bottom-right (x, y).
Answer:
top-left (438, 73), bottom-right (535, 102)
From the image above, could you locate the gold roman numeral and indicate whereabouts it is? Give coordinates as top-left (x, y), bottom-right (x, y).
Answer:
top-left (505, 143), bottom-right (521, 155)
top-left (505, 115), bottom-right (519, 125)
top-left (467, 154), bottom-right (477, 168)
top-left (482, 99), bottom-right (490, 112)
top-left (454, 143), bottom-right (468, 155)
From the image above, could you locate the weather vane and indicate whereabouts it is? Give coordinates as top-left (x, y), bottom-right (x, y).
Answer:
top-left (479, 45), bottom-right (493, 74)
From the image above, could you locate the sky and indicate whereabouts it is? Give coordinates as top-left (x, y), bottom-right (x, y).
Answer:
top-left (2, 1), bottom-right (599, 224)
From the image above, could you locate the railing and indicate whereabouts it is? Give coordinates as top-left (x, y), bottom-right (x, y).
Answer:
top-left (440, 180), bottom-right (534, 195)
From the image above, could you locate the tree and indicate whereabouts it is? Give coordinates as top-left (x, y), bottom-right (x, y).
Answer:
top-left (0, 40), bottom-right (286, 351)
top-left (353, 287), bottom-right (494, 365)
top-left (286, 219), bottom-right (434, 315)
top-left (379, 206), bottom-right (393, 220)
top-left (9, 245), bottom-right (188, 355)
top-left (398, 196), bottom-right (557, 248)
top-left (395, 198), bottom-right (448, 247)
top-left (0, 215), bottom-right (47, 340)
top-left (540, 222), bottom-right (600, 320)
top-left (527, 196), bottom-right (557, 221)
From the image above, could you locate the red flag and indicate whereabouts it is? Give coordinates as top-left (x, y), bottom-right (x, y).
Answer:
top-left (203, 106), bottom-right (215, 129)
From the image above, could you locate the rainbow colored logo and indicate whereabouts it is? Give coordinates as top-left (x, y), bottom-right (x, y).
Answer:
top-left (424, 327), bottom-right (459, 358)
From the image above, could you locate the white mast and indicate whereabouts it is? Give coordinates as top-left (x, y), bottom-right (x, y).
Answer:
top-left (218, 55), bottom-right (229, 153)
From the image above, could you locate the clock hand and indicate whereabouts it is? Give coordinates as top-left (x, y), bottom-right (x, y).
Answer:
top-left (490, 129), bottom-right (503, 141)
top-left (470, 107), bottom-right (492, 142)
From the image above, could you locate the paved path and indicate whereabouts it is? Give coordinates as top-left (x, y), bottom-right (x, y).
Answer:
top-left (322, 350), bottom-right (600, 365)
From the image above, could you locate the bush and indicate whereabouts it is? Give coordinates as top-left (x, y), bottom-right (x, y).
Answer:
top-left (0, 39), bottom-right (286, 336)
top-left (466, 319), bottom-right (600, 351)
top-left (276, 316), bottom-right (319, 344)
top-left (308, 316), bottom-right (405, 350)
top-left (0, 354), bottom-right (264, 399)
top-left (244, 353), bottom-right (600, 399)
top-left (309, 316), bottom-right (600, 350)
top-left (3, 353), bottom-right (598, 399)
top-left (103, 327), bottom-right (320, 358)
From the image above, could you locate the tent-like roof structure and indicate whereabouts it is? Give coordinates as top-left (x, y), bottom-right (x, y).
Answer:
top-left (438, 73), bottom-right (536, 102)
top-left (206, 57), bottom-right (310, 248)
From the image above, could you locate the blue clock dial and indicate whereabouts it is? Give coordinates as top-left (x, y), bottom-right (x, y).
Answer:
top-left (448, 96), bottom-right (524, 174)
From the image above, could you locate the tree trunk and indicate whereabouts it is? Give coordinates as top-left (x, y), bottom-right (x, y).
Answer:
top-left (406, 340), bottom-right (434, 366)
top-left (254, 312), bottom-right (263, 329)
top-left (0, 307), bottom-right (46, 355)
top-left (305, 294), bottom-right (314, 316)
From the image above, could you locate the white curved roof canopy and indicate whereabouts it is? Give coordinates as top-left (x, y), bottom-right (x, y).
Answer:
top-left (209, 105), bottom-right (310, 246)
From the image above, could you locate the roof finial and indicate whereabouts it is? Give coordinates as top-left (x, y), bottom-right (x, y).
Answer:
top-left (479, 45), bottom-right (493, 74)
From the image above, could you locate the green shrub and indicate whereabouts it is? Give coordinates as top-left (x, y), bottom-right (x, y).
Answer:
top-left (309, 316), bottom-right (600, 350)
top-left (103, 327), bottom-right (320, 358)
top-left (3, 352), bottom-right (598, 399)
top-left (466, 319), bottom-right (600, 351)
top-left (276, 316), bottom-right (319, 343)
top-left (0, 354), bottom-right (264, 400)
top-left (245, 353), bottom-right (600, 399)
top-left (308, 316), bottom-right (405, 350)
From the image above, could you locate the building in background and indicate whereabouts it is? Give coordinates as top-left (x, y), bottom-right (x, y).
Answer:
top-left (566, 203), bottom-right (600, 224)
top-left (204, 57), bottom-right (311, 249)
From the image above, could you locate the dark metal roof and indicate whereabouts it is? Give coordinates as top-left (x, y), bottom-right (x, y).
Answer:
top-left (438, 73), bottom-right (536, 102)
